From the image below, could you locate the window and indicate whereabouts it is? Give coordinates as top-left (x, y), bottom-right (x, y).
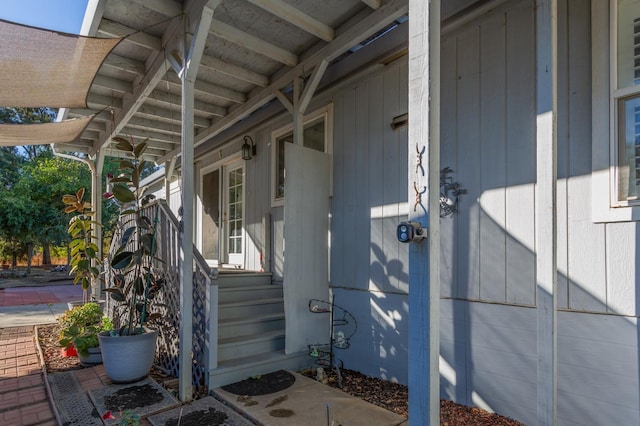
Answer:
top-left (271, 106), bottom-right (332, 206)
top-left (614, 0), bottom-right (640, 203)
top-left (592, 0), bottom-right (640, 221)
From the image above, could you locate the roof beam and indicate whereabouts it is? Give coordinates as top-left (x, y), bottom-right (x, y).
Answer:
top-left (87, 94), bottom-right (122, 109)
top-left (200, 55), bottom-right (269, 87)
top-left (98, 19), bottom-right (162, 50)
top-left (127, 116), bottom-right (182, 134)
top-left (104, 54), bottom-right (145, 75)
top-left (165, 73), bottom-right (246, 103)
top-left (92, 75), bottom-right (133, 94)
top-left (130, 0), bottom-right (182, 17)
top-left (120, 127), bottom-right (180, 145)
top-left (246, 0), bottom-right (334, 42)
top-left (136, 104), bottom-right (211, 127)
top-left (147, 90), bottom-right (228, 117)
top-left (210, 18), bottom-right (298, 66)
top-left (299, 59), bottom-right (328, 114)
top-left (361, 0), bottom-right (381, 9)
top-left (160, 0), bottom-right (408, 163)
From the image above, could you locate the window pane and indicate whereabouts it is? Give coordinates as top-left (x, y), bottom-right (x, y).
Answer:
top-left (617, 0), bottom-right (640, 88)
top-left (276, 133), bottom-right (291, 199)
top-left (303, 119), bottom-right (325, 152)
top-left (618, 95), bottom-right (640, 200)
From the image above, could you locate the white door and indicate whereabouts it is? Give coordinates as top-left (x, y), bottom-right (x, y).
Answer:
top-left (223, 160), bottom-right (245, 267)
top-left (283, 143), bottom-right (331, 353)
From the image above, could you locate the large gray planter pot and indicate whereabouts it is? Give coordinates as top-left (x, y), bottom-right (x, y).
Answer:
top-left (78, 346), bottom-right (102, 366)
top-left (98, 328), bottom-right (157, 383)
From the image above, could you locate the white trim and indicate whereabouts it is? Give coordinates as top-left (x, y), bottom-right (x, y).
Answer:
top-left (270, 104), bottom-right (334, 207)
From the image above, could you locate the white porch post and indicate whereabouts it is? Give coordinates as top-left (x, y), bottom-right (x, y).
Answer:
top-left (177, 1), bottom-right (217, 402)
top-left (92, 150), bottom-right (105, 302)
top-left (535, 0), bottom-right (558, 425)
top-left (408, 0), bottom-right (440, 425)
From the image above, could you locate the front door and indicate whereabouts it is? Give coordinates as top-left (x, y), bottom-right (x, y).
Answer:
top-left (223, 159), bottom-right (245, 267)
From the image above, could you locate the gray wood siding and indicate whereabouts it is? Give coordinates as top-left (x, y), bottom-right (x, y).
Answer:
top-left (441, 0), bottom-right (536, 305)
top-left (330, 60), bottom-right (409, 293)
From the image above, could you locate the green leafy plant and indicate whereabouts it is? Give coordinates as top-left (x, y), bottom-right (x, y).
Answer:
top-left (58, 302), bottom-right (113, 355)
top-left (102, 409), bottom-right (140, 426)
top-left (103, 136), bottom-right (163, 336)
top-left (62, 187), bottom-right (101, 302)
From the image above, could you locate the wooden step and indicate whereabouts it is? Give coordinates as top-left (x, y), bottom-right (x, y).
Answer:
top-left (218, 312), bottom-right (286, 340)
top-left (218, 330), bottom-right (285, 362)
top-left (217, 272), bottom-right (272, 288)
top-left (218, 297), bottom-right (284, 319)
top-left (209, 350), bottom-right (312, 389)
top-left (218, 284), bottom-right (283, 304)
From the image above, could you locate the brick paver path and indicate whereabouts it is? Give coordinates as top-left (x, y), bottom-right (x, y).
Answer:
top-left (0, 327), bottom-right (56, 425)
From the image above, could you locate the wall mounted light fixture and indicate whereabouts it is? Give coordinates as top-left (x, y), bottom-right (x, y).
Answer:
top-left (242, 135), bottom-right (256, 160)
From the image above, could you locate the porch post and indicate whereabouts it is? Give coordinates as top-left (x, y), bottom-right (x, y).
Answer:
top-left (535, 0), bottom-right (558, 425)
top-left (177, 1), bottom-right (217, 403)
top-left (408, 0), bottom-right (440, 425)
top-left (92, 149), bottom-right (105, 302)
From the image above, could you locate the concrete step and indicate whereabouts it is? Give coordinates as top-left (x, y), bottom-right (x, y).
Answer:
top-left (208, 350), bottom-right (312, 389)
top-left (218, 272), bottom-right (272, 288)
top-left (218, 297), bottom-right (284, 319)
top-left (218, 284), bottom-right (283, 304)
top-left (219, 312), bottom-right (286, 340)
top-left (218, 330), bottom-right (285, 362)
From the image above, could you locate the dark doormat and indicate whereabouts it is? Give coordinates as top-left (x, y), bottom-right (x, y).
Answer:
top-left (88, 377), bottom-right (180, 425)
top-left (148, 396), bottom-right (253, 426)
top-left (221, 370), bottom-right (296, 396)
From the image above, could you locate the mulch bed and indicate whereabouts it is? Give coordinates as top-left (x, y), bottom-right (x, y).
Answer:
top-left (38, 323), bottom-right (524, 425)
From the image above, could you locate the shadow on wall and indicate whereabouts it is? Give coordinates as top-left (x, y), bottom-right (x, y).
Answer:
top-left (333, 203), bottom-right (640, 426)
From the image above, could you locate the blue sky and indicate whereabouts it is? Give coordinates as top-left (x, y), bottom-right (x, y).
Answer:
top-left (0, 0), bottom-right (89, 34)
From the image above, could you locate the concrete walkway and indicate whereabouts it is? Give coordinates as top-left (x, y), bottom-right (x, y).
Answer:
top-left (0, 284), bottom-right (82, 328)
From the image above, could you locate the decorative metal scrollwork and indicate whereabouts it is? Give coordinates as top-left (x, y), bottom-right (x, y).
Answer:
top-left (440, 167), bottom-right (467, 218)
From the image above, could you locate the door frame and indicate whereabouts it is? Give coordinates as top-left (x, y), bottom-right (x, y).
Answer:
top-left (197, 153), bottom-right (245, 268)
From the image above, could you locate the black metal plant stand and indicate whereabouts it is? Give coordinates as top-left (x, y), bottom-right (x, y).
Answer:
top-left (308, 296), bottom-right (356, 387)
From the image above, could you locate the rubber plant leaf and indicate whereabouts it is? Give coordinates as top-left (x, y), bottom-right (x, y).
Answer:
top-left (111, 251), bottom-right (133, 270)
top-left (111, 184), bottom-right (136, 203)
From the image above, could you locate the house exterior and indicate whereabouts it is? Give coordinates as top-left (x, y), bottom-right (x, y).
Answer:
top-left (50, 0), bottom-right (640, 424)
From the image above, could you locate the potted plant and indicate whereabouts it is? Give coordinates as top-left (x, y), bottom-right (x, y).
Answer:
top-left (58, 302), bottom-right (113, 365)
top-left (62, 187), bottom-right (102, 308)
top-left (98, 136), bottom-right (164, 383)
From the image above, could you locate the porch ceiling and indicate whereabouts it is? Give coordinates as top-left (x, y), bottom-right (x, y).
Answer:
top-left (56, 0), bottom-right (409, 164)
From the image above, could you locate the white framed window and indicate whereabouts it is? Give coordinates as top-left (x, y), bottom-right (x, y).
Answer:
top-left (270, 105), bottom-right (333, 207)
top-left (592, 0), bottom-right (640, 221)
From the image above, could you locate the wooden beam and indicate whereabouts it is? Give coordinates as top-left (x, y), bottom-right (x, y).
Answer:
top-left (535, 0), bottom-right (558, 424)
top-left (210, 18), bottom-right (298, 66)
top-left (200, 55), bottom-right (269, 87)
top-left (130, 0), bottom-right (182, 17)
top-left (361, 0), bottom-right (381, 9)
top-left (246, 0), bottom-right (334, 42)
top-left (136, 104), bottom-right (211, 127)
top-left (275, 90), bottom-right (293, 113)
top-left (79, 0), bottom-right (107, 36)
top-left (158, 0), bottom-right (408, 162)
top-left (92, 75), bottom-right (133, 94)
top-left (104, 54), bottom-right (145, 75)
top-left (87, 93), bottom-right (122, 109)
top-left (127, 116), bottom-right (182, 134)
top-left (98, 18), bottom-right (162, 50)
top-left (299, 59), bottom-right (329, 114)
top-left (408, 0), bottom-right (440, 424)
top-left (165, 73), bottom-right (246, 103)
top-left (93, 50), bottom-right (170, 154)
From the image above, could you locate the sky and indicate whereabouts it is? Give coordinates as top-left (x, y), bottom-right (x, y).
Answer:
top-left (0, 0), bottom-right (89, 34)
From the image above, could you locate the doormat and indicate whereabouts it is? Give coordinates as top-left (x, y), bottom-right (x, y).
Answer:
top-left (88, 377), bottom-right (180, 425)
top-left (221, 370), bottom-right (295, 396)
top-left (47, 371), bottom-right (103, 425)
top-left (148, 396), bottom-right (254, 426)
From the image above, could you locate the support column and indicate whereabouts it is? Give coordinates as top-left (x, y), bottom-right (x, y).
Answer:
top-left (93, 150), bottom-right (104, 302)
top-left (177, 1), bottom-right (216, 403)
top-left (408, 0), bottom-right (440, 425)
top-left (535, 0), bottom-right (558, 425)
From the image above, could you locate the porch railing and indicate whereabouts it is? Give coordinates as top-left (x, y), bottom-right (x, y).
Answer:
top-left (103, 199), bottom-right (218, 391)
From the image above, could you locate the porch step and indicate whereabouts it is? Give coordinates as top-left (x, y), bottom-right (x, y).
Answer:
top-left (209, 350), bottom-right (312, 389)
top-left (218, 284), bottom-right (283, 304)
top-left (218, 312), bottom-right (286, 340)
top-left (218, 330), bottom-right (285, 362)
top-left (218, 272), bottom-right (272, 288)
top-left (218, 297), bottom-right (284, 319)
